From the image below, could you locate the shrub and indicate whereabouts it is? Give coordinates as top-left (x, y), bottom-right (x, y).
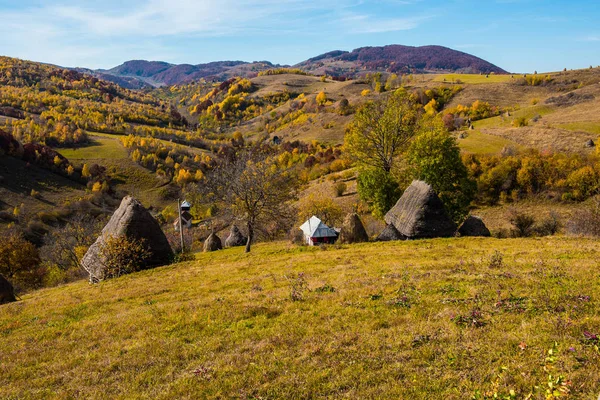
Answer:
top-left (507, 208), bottom-right (536, 237)
top-left (535, 211), bottom-right (561, 236)
top-left (334, 182), bottom-right (347, 197)
top-left (512, 117), bottom-right (528, 127)
top-left (567, 198), bottom-right (600, 236)
top-left (99, 235), bottom-right (152, 279)
top-left (0, 229), bottom-right (42, 290)
top-left (357, 168), bottom-right (401, 219)
top-left (298, 195), bottom-right (343, 227)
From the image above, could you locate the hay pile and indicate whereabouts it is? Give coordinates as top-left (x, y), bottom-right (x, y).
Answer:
top-left (339, 213), bottom-right (369, 244)
top-left (0, 275), bottom-right (16, 305)
top-left (81, 196), bottom-right (173, 282)
top-left (458, 215), bottom-right (491, 237)
top-left (385, 180), bottom-right (456, 239)
top-left (204, 233), bottom-right (223, 252)
top-left (225, 225), bottom-right (247, 247)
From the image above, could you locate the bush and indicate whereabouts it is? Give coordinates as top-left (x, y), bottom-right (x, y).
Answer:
top-left (567, 198), bottom-right (600, 236)
top-left (334, 182), bottom-right (347, 197)
top-left (535, 211), bottom-right (561, 236)
top-left (512, 117), bottom-right (528, 127)
top-left (507, 208), bottom-right (536, 237)
top-left (0, 229), bottom-right (42, 290)
top-left (357, 168), bottom-right (401, 219)
top-left (99, 235), bottom-right (152, 279)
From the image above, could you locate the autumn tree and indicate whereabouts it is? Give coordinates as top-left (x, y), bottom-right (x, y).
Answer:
top-left (345, 89), bottom-right (421, 173)
top-left (201, 147), bottom-right (299, 252)
top-left (0, 229), bottom-right (41, 289)
top-left (405, 121), bottom-right (476, 223)
top-left (316, 91), bottom-right (328, 106)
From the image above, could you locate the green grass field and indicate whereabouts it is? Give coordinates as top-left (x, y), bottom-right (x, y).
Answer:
top-left (2, 238), bottom-right (600, 399)
top-left (473, 105), bottom-right (555, 130)
top-left (555, 122), bottom-right (600, 135)
top-left (458, 130), bottom-right (520, 154)
top-left (433, 74), bottom-right (515, 84)
top-left (58, 136), bottom-right (128, 161)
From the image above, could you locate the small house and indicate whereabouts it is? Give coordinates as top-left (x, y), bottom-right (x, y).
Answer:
top-left (299, 216), bottom-right (338, 246)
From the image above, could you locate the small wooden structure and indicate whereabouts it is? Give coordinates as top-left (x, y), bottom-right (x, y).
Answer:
top-left (299, 216), bottom-right (338, 246)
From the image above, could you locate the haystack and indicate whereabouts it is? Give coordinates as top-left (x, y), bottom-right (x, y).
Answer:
top-left (458, 215), bottom-right (491, 237)
top-left (204, 233), bottom-right (222, 252)
top-left (0, 274), bottom-right (16, 305)
top-left (376, 224), bottom-right (406, 241)
top-left (385, 180), bottom-right (456, 239)
top-left (339, 213), bottom-right (369, 244)
top-left (225, 225), bottom-right (247, 247)
top-left (81, 196), bottom-right (173, 282)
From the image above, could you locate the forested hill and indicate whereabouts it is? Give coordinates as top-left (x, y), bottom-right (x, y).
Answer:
top-left (82, 45), bottom-right (507, 88)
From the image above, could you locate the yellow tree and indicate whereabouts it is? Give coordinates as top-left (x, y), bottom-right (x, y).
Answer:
top-left (316, 91), bottom-right (327, 106)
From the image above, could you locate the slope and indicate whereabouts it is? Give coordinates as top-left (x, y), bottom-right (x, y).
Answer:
top-left (1, 238), bottom-right (599, 398)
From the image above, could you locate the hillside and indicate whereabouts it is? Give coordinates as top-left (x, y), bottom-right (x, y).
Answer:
top-left (296, 45), bottom-right (507, 77)
top-left (90, 60), bottom-right (279, 88)
top-left (86, 45), bottom-right (507, 87)
top-left (2, 238), bottom-right (600, 398)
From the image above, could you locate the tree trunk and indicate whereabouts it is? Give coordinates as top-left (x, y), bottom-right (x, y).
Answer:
top-left (245, 221), bottom-right (254, 253)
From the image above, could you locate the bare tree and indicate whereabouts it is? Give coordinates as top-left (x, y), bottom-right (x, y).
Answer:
top-left (201, 148), bottom-right (299, 252)
top-left (40, 214), bottom-right (103, 272)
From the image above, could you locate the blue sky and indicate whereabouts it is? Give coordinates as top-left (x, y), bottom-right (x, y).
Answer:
top-left (0, 0), bottom-right (598, 72)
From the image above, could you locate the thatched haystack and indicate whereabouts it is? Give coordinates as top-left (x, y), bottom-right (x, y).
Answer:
top-left (339, 213), bottom-right (369, 244)
top-left (385, 180), bottom-right (456, 239)
top-left (225, 225), bottom-right (247, 247)
top-left (204, 233), bottom-right (223, 252)
top-left (0, 274), bottom-right (16, 305)
top-left (376, 224), bottom-right (407, 242)
top-left (81, 196), bottom-right (173, 282)
top-left (458, 215), bottom-right (491, 237)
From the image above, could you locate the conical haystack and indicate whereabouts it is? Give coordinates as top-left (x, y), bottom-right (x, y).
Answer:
top-left (0, 274), bottom-right (16, 305)
top-left (204, 233), bottom-right (222, 252)
top-left (376, 224), bottom-right (407, 242)
top-left (457, 215), bottom-right (491, 237)
top-left (385, 180), bottom-right (456, 239)
top-left (339, 213), bottom-right (369, 244)
top-left (81, 196), bottom-right (173, 282)
top-left (225, 225), bottom-right (247, 247)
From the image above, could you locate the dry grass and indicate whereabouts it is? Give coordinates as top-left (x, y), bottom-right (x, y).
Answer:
top-left (2, 238), bottom-right (600, 399)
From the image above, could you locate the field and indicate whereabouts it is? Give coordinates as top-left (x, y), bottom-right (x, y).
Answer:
top-left (2, 237), bottom-right (600, 399)
top-left (433, 74), bottom-right (515, 84)
top-left (457, 130), bottom-right (521, 154)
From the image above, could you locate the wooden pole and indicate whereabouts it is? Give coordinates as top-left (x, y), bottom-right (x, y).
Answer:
top-left (178, 198), bottom-right (184, 252)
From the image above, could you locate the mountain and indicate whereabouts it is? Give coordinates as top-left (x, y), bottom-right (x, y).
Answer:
top-left (89, 60), bottom-right (279, 88)
top-left (295, 45), bottom-right (507, 77)
top-left (85, 45), bottom-right (507, 88)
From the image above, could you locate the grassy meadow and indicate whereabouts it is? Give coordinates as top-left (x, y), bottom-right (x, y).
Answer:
top-left (433, 74), bottom-right (515, 84)
top-left (2, 238), bottom-right (600, 399)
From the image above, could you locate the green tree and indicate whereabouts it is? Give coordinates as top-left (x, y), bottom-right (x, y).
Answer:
top-left (405, 122), bottom-right (476, 223)
top-left (345, 89), bottom-right (420, 173)
top-left (357, 167), bottom-right (402, 219)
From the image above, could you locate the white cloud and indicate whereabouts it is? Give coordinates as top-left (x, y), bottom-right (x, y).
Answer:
top-left (0, 0), bottom-right (428, 67)
top-left (582, 35), bottom-right (600, 42)
top-left (340, 13), bottom-right (430, 33)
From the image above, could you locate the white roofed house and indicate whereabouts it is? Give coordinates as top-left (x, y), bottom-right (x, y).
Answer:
top-left (299, 216), bottom-right (338, 246)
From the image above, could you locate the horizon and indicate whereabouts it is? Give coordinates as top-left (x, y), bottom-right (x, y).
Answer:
top-left (0, 0), bottom-right (598, 73)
